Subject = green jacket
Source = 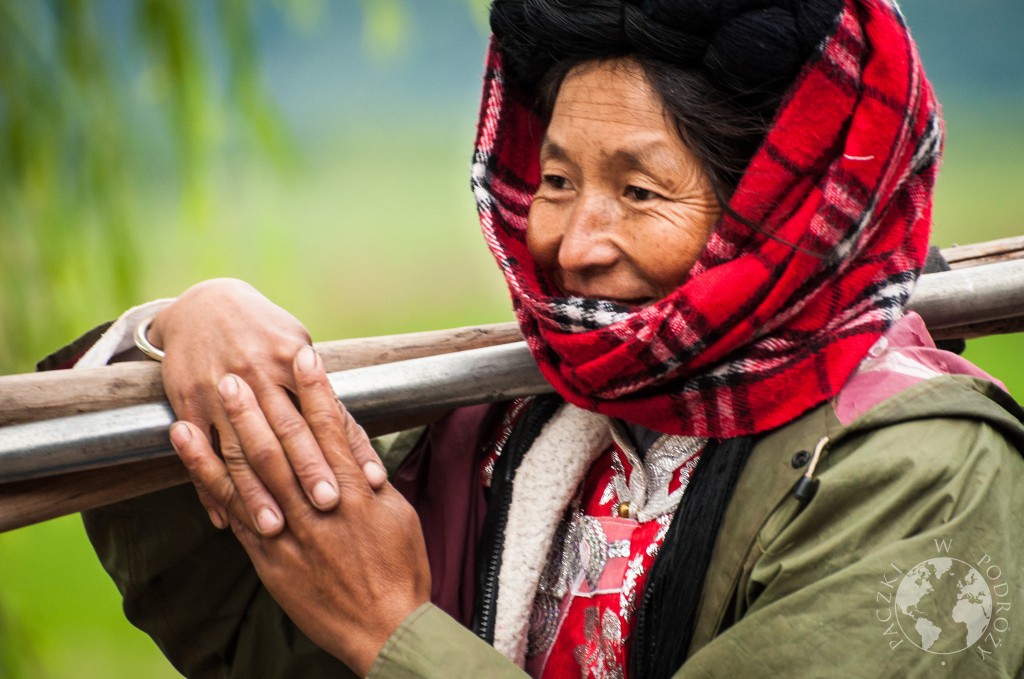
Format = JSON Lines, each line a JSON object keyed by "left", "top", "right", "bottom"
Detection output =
{"left": 84, "top": 375, "right": 1024, "bottom": 677}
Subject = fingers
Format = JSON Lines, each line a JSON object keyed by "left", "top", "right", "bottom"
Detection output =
{"left": 174, "top": 343, "right": 390, "bottom": 535}
{"left": 193, "top": 476, "right": 230, "bottom": 530}
{"left": 258, "top": 385, "right": 341, "bottom": 510}
{"left": 291, "top": 347, "right": 374, "bottom": 495}
{"left": 214, "top": 405, "right": 287, "bottom": 537}
{"left": 339, "top": 403, "right": 388, "bottom": 491}
{"left": 290, "top": 347, "right": 388, "bottom": 490}
{"left": 167, "top": 410, "right": 231, "bottom": 529}
{"left": 154, "top": 282, "right": 329, "bottom": 532}
{"left": 361, "top": 458, "right": 388, "bottom": 490}
{"left": 172, "top": 396, "right": 290, "bottom": 536}
{"left": 216, "top": 374, "right": 314, "bottom": 529}
{"left": 170, "top": 421, "right": 242, "bottom": 531}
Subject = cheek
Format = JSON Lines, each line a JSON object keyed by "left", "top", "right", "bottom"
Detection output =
{"left": 636, "top": 209, "right": 717, "bottom": 289}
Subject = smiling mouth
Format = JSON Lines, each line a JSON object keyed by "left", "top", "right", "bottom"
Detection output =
{"left": 562, "top": 290, "right": 655, "bottom": 308}
{"left": 603, "top": 296, "right": 654, "bottom": 307}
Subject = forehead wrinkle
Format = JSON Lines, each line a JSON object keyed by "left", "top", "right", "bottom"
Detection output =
{"left": 556, "top": 93, "right": 664, "bottom": 127}
{"left": 606, "top": 140, "right": 681, "bottom": 174}
{"left": 542, "top": 60, "right": 702, "bottom": 183}
{"left": 545, "top": 107, "right": 685, "bottom": 173}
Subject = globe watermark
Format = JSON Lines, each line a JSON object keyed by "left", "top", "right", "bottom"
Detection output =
{"left": 895, "top": 557, "right": 991, "bottom": 653}
{"left": 875, "top": 539, "right": 1011, "bottom": 661}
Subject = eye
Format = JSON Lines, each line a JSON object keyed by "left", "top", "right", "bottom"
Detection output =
{"left": 624, "top": 185, "right": 660, "bottom": 201}
{"left": 542, "top": 174, "right": 571, "bottom": 190}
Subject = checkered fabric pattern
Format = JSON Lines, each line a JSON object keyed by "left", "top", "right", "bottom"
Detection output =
{"left": 473, "top": 0, "right": 941, "bottom": 437}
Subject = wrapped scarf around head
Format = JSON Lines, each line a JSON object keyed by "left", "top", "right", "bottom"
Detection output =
{"left": 474, "top": 0, "right": 942, "bottom": 438}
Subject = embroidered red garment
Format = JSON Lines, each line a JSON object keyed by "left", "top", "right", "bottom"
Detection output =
{"left": 473, "top": 0, "right": 941, "bottom": 437}
{"left": 480, "top": 410, "right": 703, "bottom": 679}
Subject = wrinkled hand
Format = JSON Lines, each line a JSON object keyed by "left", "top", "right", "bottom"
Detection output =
{"left": 150, "top": 278, "right": 386, "bottom": 535}
{"left": 170, "top": 346, "right": 430, "bottom": 675}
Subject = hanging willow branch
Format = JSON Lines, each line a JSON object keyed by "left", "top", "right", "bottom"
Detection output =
{"left": 0, "top": 0, "right": 288, "bottom": 373}
{"left": 0, "top": 0, "right": 486, "bottom": 375}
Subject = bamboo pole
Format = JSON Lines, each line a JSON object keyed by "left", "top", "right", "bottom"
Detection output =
{"left": 941, "top": 235, "right": 1024, "bottom": 269}
{"left": 1, "top": 245, "right": 1022, "bottom": 532}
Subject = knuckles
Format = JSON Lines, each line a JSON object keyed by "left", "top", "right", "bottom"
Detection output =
{"left": 289, "top": 455, "right": 329, "bottom": 483}
{"left": 272, "top": 413, "right": 310, "bottom": 442}
{"left": 209, "top": 473, "right": 242, "bottom": 509}
{"left": 231, "top": 441, "right": 281, "bottom": 470}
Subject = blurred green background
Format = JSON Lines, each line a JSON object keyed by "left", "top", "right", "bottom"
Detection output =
{"left": 0, "top": 1, "right": 1021, "bottom": 677}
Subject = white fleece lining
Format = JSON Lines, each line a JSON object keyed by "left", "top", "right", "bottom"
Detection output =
{"left": 492, "top": 403, "right": 612, "bottom": 664}
{"left": 76, "top": 298, "right": 175, "bottom": 369}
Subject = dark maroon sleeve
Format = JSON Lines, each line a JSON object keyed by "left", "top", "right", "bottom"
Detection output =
{"left": 35, "top": 321, "right": 113, "bottom": 371}
{"left": 390, "top": 402, "right": 507, "bottom": 627}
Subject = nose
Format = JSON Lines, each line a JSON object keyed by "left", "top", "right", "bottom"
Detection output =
{"left": 556, "top": 192, "right": 620, "bottom": 276}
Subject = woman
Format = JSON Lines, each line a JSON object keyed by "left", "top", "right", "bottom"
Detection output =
{"left": 73, "top": 0, "right": 1024, "bottom": 676}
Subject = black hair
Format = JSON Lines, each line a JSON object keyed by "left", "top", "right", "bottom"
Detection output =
{"left": 492, "top": 0, "right": 845, "bottom": 200}
{"left": 536, "top": 55, "right": 770, "bottom": 201}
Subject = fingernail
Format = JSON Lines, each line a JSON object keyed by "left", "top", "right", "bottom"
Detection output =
{"left": 218, "top": 374, "right": 239, "bottom": 399}
{"left": 208, "top": 509, "right": 227, "bottom": 530}
{"left": 297, "top": 346, "right": 318, "bottom": 373}
{"left": 169, "top": 422, "right": 192, "bottom": 450}
{"left": 311, "top": 480, "right": 339, "bottom": 508}
{"left": 256, "top": 507, "right": 281, "bottom": 534}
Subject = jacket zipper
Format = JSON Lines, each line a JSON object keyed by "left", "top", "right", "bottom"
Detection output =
{"left": 473, "top": 395, "right": 562, "bottom": 642}
{"left": 476, "top": 473, "right": 514, "bottom": 640}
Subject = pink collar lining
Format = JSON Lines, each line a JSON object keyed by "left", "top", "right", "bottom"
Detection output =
{"left": 834, "top": 312, "right": 1005, "bottom": 425}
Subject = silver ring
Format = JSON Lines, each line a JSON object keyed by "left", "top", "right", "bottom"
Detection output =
{"left": 133, "top": 315, "right": 166, "bottom": 362}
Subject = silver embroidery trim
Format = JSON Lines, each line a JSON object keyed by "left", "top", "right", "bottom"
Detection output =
{"left": 574, "top": 607, "right": 625, "bottom": 679}
{"left": 529, "top": 506, "right": 633, "bottom": 658}
{"left": 610, "top": 425, "right": 705, "bottom": 523}
{"left": 599, "top": 479, "right": 617, "bottom": 506}
{"left": 619, "top": 551, "right": 646, "bottom": 623}
{"left": 482, "top": 398, "right": 534, "bottom": 487}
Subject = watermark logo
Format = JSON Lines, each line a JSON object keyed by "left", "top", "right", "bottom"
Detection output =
{"left": 875, "top": 539, "right": 1010, "bottom": 661}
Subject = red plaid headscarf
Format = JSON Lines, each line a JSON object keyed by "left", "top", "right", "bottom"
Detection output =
{"left": 474, "top": 0, "right": 942, "bottom": 437}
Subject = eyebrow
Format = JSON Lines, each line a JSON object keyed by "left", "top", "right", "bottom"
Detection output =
{"left": 613, "top": 137, "right": 686, "bottom": 173}
{"left": 539, "top": 139, "right": 570, "bottom": 163}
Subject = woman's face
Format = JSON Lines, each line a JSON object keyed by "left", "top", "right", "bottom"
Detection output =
{"left": 528, "top": 58, "right": 721, "bottom": 306}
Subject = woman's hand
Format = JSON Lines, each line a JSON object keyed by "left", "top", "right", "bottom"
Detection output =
{"left": 149, "top": 278, "right": 386, "bottom": 536}
{"left": 170, "top": 346, "right": 430, "bottom": 675}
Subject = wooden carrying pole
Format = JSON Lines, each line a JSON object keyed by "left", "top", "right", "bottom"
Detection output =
{"left": 0, "top": 237, "right": 1022, "bottom": 532}
{"left": 0, "top": 322, "right": 525, "bottom": 427}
